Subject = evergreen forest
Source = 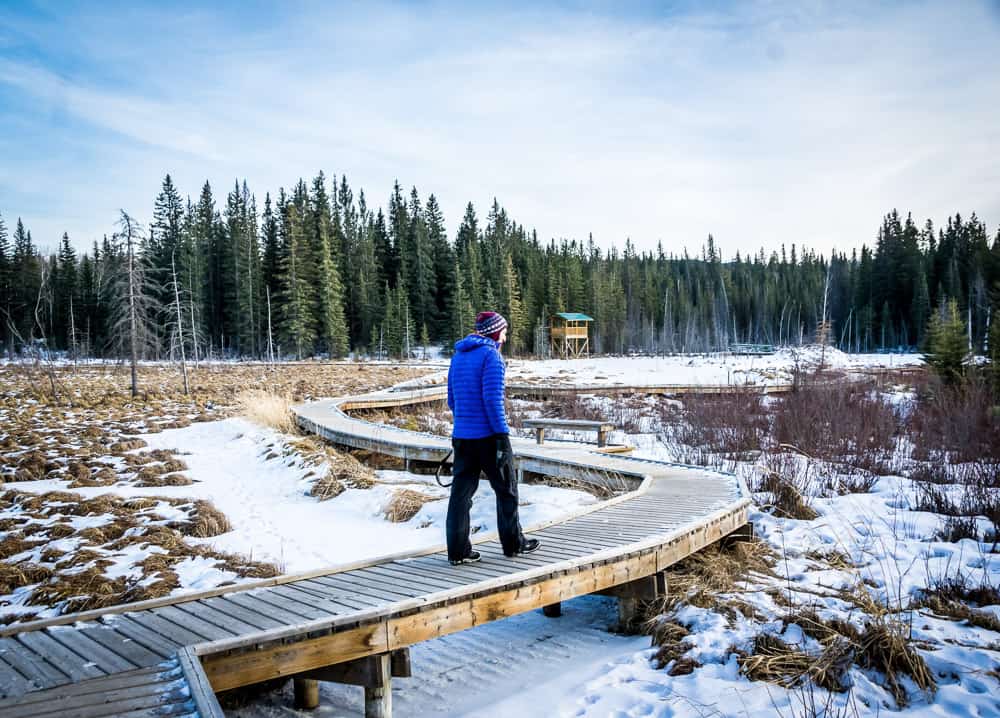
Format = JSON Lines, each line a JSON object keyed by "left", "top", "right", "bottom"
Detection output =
{"left": 1, "top": 173, "right": 999, "bottom": 361}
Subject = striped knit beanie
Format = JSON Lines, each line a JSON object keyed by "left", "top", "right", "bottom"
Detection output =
{"left": 475, "top": 311, "right": 508, "bottom": 341}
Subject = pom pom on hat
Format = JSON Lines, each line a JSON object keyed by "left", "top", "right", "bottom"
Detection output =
{"left": 475, "top": 311, "right": 508, "bottom": 340}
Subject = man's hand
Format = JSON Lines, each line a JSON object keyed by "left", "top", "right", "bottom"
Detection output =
{"left": 495, "top": 433, "right": 511, "bottom": 463}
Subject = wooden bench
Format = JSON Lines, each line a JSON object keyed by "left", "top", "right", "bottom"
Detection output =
{"left": 522, "top": 418, "right": 616, "bottom": 447}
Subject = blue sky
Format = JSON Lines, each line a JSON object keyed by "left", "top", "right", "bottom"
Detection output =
{"left": 1, "top": 1, "right": 999, "bottom": 256}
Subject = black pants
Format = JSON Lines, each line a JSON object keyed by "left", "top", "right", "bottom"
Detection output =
{"left": 446, "top": 435, "right": 526, "bottom": 560}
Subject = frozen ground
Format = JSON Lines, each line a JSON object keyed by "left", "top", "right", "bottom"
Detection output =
{"left": 507, "top": 346, "right": 924, "bottom": 388}
{"left": 232, "top": 593, "right": 650, "bottom": 718}
{"left": 3, "top": 417, "right": 596, "bottom": 612}
{"left": 397, "top": 346, "right": 926, "bottom": 391}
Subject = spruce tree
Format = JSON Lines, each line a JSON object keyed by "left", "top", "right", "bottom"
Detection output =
{"left": 55, "top": 233, "right": 77, "bottom": 350}
{"left": 276, "top": 205, "right": 316, "bottom": 359}
{"left": 149, "top": 175, "right": 184, "bottom": 313}
{"left": 500, "top": 253, "right": 526, "bottom": 354}
{"left": 925, "top": 299, "right": 967, "bottom": 385}
{"left": 426, "top": 194, "right": 453, "bottom": 341}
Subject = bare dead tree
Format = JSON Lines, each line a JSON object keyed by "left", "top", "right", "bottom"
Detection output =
{"left": 170, "top": 249, "right": 189, "bottom": 395}
{"left": 109, "top": 211, "right": 158, "bottom": 398}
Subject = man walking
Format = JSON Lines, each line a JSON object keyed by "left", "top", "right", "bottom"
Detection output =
{"left": 446, "top": 311, "right": 540, "bottom": 565}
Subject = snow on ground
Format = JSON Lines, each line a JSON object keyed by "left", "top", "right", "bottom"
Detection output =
{"left": 507, "top": 346, "right": 925, "bottom": 388}
{"left": 235, "top": 594, "right": 650, "bottom": 718}
{"left": 8, "top": 418, "right": 596, "bottom": 581}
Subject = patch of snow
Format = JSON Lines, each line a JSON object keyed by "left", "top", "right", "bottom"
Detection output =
{"left": 508, "top": 347, "right": 924, "bottom": 388}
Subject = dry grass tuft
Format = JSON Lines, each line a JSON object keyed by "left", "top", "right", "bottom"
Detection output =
{"left": 651, "top": 619, "right": 695, "bottom": 671}
{"left": 652, "top": 540, "right": 777, "bottom": 615}
{"left": 804, "top": 548, "right": 854, "bottom": 571}
{"left": 295, "top": 437, "right": 376, "bottom": 498}
{"left": 0, "top": 563, "right": 53, "bottom": 594}
{"left": 179, "top": 500, "right": 232, "bottom": 538}
{"left": 856, "top": 617, "right": 936, "bottom": 706}
{"left": 917, "top": 579, "right": 1000, "bottom": 633}
{"left": 110, "top": 439, "right": 147, "bottom": 452}
{"left": 753, "top": 453, "right": 819, "bottom": 521}
{"left": 739, "top": 632, "right": 855, "bottom": 694}
{"left": 237, "top": 388, "right": 296, "bottom": 433}
{"left": 28, "top": 566, "right": 126, "bottom": 613}
{"left": 0, "top": 535, "right": 43, "bottom": 560}
{"left": 310, "top": 474, "right": 345, "bottom": 500}
{"left": 384, "top": 488, "right": 439, "bottom": 522}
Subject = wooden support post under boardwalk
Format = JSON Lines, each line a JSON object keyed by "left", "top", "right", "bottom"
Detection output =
{"left": 364, "top": 654, "right": 391, "bottom": 718}
{"left": 294, "top": 678, "right": 319, "bottom": 710}
{"left": 597, "top": 574, "right": 661, "bottom": 634}
{"left": 298, "top": 650, "right": 407, "bottom": 717}
{"left": 543, "top": 602, "right": 562, "bottom": 618}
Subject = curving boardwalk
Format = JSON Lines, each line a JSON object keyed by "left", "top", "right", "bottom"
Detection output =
{"left": 0, "top": 383, "right": 750, "bottom": 717}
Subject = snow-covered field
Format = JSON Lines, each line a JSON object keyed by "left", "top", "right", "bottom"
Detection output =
{"left": 507, "top": 346, "right": 925, "bottom": 388}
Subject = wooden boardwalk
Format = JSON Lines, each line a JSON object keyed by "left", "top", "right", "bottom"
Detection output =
{"left": 0, "top": 383, "right": 750, "bottom": 717}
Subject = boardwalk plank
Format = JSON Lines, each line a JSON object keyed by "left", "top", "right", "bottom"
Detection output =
{"left": 80, "top": 626, "right": 164, "bottom": 668}
{"left": 206, "top": 592, "right": 296, "bottom": 627}
{"left": 173, "top": 600, "right": 267, "bottom": 635}
{"left": 149, "top": 605, "right": 233, "bottom": 642}
{"left": 1, "top": 664, "right": 177, "bottom": 704}
{"left": 308, "top": 574, "right": 427, "bottom": 602}
{"left": 0, "top": 642, "right": 68, "bottom": 692}
{"left": 270, "top": 583, "right": 375, "bottom": 613}
{"left": 225, "top": 593, "right": 324, "bottom": 625}
{"left": 0, "top": 661, "right": 32, "bottom": 700}
{"left": 100, "top": 616, "right": 181, "bottom": 659}
{"left": 0, "top": 677, "right": 188, "bottom": 718}
{"left": 365, "top": 564, "right": 471, "bottom": 590}
{"left": 354, "top": 566, "right": 461, "bottom": 593}
{"left": 16, "top": 630, "right": 104, "bottom": 683}
{"left": 113, "top": 612, "right": 204, "bottom": 649}
{"left": 46, "top": 627, "right": 136, "bottom": 674}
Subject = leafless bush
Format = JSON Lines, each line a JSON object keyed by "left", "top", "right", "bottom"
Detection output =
{"left": 907, "top": 375, "right": 1000, "bottom": 464}
{"left": 775, "top": 380, "right": 899, "bottom": 475}
{"left": 540, "top": 392, "right": 606, "bottom": 422}
{"left": 670, "top": 389, "right": 768, "bottom": 460}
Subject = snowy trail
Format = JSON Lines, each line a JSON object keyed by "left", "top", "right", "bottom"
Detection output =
{"left": 229, "top": 594, "right": 651, "bottom": 718}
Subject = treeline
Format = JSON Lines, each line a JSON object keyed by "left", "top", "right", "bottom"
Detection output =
{"left": 0, "top": 173, "right": 998, "bottom": 359}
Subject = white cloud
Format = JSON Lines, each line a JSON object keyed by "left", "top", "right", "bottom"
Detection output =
{"left": 1, "top": 0, "right": 998, "bottom": 257}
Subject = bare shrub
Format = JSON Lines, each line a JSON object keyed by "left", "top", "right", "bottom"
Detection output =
{"left": 775, "top": 380, "right": 899, "bottom": 475}
{"left": 540, "top": 392, "right": 606, "bottom": 422}
{"left": 237, "top": 388, "right": 296, "bottom": 433}
{"left": 671, "top": 388, "right": 768, "bottom": 460}
{"left": 907, "top": 375, "right": 1000, "bottom": 464}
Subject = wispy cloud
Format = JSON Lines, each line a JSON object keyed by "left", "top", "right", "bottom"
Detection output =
{"left": 1, "top": 1, "right": 998, "bottom": 255}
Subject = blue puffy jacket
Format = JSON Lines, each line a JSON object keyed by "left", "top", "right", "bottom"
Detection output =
{"left": 447, "top": 334, "right": 510, "bottom": 439}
